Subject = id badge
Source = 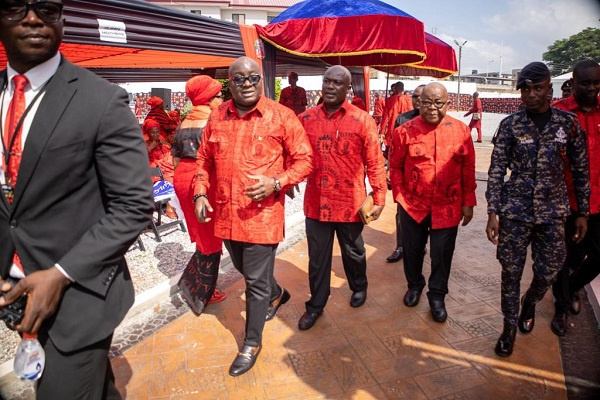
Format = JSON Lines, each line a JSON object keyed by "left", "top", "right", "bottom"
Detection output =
{"left": 1, "top": 184, "right": 14, "bottom": 202}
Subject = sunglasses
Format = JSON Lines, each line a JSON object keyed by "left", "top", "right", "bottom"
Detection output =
{"left": 0, "top": 1, "right": 63, "bottom": 24}
{"left": 230, "top": 74, "right": 262, "bottom": 87}
{"left": 420, "top": 100, "right": 448, "bottom": 109}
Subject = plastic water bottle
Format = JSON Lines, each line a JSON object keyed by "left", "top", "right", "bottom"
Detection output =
{"left": 13, "top": 333, "right": 45, "bottom": 381}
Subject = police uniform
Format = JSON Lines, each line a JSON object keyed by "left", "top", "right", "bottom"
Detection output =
{"left": 486, "top": 108, "right": 590, "bottom": 328}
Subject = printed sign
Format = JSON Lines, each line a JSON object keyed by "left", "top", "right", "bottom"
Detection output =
{"left": 97, "top": 19, "right": 127, "bottom": 43}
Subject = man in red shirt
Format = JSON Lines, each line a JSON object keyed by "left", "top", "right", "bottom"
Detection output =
{"left": 551, "top": 59, "right": 600, "bottom": 336}
{"left": 279, "top": 71, "right": 308, "bottom": 115}
{"left": 373, "top": 92, "right": 385, "bottom": 125}
{"left": 193, "top": 57, "right": 312, "bottom": 376}
{"left": 381, "top": 81, "right": 413, "bottom": 146}
{"left": 297, "top": 65, "right": 387, "bottom": 330}
{"left": 389, "top": 82, "right": 477, "bottom": 323}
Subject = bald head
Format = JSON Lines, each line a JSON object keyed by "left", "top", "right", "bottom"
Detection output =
{"left": 322, "top": 65, "right": 352, "bottom": 113}
{"left": 228, "top": 56, "right": 263, "bottom": 115}
{"left": 419, "top": 83, "right": 449, "bottom": 125}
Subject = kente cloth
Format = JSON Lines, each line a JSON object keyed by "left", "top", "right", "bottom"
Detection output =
{"left": 554, "top": 95, "right": 600, "bottom": 214}
{"left": 300, "top": 101, "right": 386, "bottom": 223}
{"left": 193, "top": 96, "right": 313, "bottom": 244}
{"left": 389, "top": 115, "right": 477, "bottom": 229}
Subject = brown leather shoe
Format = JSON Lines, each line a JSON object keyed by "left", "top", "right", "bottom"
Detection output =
{"left": 229, "top": 345, "right": 261, "bottom": 376}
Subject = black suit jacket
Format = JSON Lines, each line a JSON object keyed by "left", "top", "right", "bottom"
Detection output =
{"left": 0, "top": 58, "right": 154, "bottom": 352}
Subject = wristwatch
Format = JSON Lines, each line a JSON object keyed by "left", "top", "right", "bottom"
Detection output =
{"left": 273, "top": 178, "right": 281, "bottom": 192}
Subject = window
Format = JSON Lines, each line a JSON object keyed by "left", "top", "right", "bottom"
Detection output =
{"left": 232, "top": 14, "right": 245, "bottom": 24}
{"left": 191, "top": 10, "right": 201, "bottom": 15}
{"left": 267, "top": 16, "right": 276, "bottom": 23}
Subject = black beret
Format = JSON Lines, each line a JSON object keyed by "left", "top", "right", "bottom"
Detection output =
{"left": 516, "top": 62, "right": 551, "bottom": 89}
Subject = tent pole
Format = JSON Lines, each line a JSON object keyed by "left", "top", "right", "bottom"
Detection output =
{"left": 385, "top": 68, "right": 390, "bottom": 100}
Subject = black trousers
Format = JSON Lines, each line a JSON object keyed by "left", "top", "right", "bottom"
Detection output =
{"left": 553, "top": 213, "right": 600, "bottom": 311}
{"left": 224, "top": 240, "right": 279, "bottom": 347}
{"left": 36, "top": 332, "right": 120, "bottom": 400}
{"left": 400, "top": 206, "right": 458, "bottom": 302}
{"left": 394, "top": 204, "right": 403, "bottom": 250}
{"left": 305, "top": 218, "right": 367, "bottom": 314}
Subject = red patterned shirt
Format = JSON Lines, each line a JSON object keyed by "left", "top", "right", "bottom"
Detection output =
{"left": 300, "top": 102, "right": 386, "bottom": 222}
{"left": 389, "top": 115, "right": 477, "bottom": 229}
{"left": 279, "top": 86, "right": 308, "bottom": 115}
{"left": 554, "top": 95, "right": 600, "bottom": 214}
{"left": 193, "top": 97, "right": 313, "bottom": 244}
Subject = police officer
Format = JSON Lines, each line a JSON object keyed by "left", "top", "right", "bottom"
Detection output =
{"left": 485, "top": 61, "right": 590, "bottom": 357}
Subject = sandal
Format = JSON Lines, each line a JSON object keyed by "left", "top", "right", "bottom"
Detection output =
{"left": 208, "top": 288, "right": 227, "bottom": 304}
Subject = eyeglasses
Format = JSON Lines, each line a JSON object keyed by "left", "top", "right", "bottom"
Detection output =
{"left": 420, "top": 100, "right": 448, "bottom": 109}
{"left": 214, "top": 94, "right": 224, "bottom": 99}
{"left": 0, "top": 1, "right": 63, "bottom": 23}
{"left": 230, "top": 74, "right": 262, "bottom": 87}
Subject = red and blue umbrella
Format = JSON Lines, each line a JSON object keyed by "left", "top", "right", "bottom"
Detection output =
{"left": 377, "top": 33, "right": 458, "bottom": 79}
{"left": 255, "top": 0, "right": 427, "bottom": 67}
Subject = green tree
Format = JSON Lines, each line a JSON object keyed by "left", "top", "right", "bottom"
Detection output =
{"left": 543, "top": 27, "right": 600, "bottom": 75}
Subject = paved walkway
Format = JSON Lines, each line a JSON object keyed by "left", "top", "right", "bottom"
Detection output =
{"left": 110, "top": 143, "right": 600, "bottom": 399}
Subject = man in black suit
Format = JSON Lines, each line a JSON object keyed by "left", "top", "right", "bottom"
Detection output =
{"left": 0, "top": 1, "right": 153, "bottom": 398}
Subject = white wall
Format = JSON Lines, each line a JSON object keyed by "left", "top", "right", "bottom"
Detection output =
{"left": 221, "top": 9, "right": 269, "bottom": 25}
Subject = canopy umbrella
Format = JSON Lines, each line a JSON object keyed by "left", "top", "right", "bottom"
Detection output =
{"left": 255, "top": 0, "right": 427, "bottom": 68}
{"left": 376, "top": 33, "right": 457, "bottom": 79}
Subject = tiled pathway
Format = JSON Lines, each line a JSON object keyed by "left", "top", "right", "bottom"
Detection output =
{"left": 112, "top": 144, "right": 598, "bottom": 399}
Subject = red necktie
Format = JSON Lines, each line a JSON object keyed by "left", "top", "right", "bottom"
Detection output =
{"left": 4, "top": 75, "right": 28, "bottom": 274}
{"left": 4, "top": 74, "right": 29, "bottom": 193}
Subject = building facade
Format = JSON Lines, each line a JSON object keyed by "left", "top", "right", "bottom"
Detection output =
{"left": 146, "top": 0, "right": 301, "bottom": 26}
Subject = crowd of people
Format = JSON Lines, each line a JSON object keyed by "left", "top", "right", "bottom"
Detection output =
{"left": 1, "top": 1, "right": 599, "bottom": 396}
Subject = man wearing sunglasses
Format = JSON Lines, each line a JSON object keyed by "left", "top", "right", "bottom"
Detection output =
{"left": 193, "top": 56, "right": 312, "bottom": 376}
{"left": 389, "top": 82, "right": 477, "bottom": 323}
{"left": 0, "top": 1, "right": 154, "bottom": 398}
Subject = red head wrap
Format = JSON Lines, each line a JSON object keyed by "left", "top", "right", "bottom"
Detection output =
{"left": 147, "top": 96, "right": 164, "bottom": 109}
{"left": 142, "top": 118, "right": 161, "bottom": 136}
{"left": 186, "top": 75, "right": 222, "bottom": 106}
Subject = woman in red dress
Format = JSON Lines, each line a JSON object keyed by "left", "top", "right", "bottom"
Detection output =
{"left": 464, "top": 92, "right": 483, "bottom": 142}
{"left": 172, "top": 76, "right": 226, "bottom": 313}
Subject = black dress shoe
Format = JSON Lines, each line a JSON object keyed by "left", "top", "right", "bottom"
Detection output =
{"left": 386, "top": 248, "right": 403, "bottom": 263}
{"left": 551, "top": 310, "right": 568, "bottom": 336}
{"left": 495, "top": 324, "right": 517, "bottom": 357}
{"left": 429, "top": 299, "right": 447, "bottom": 322}
{"left": 570, "top": 291, "right": 581, "bottom": 315}
{"left": 518, "top": 296, "right": 536, "bottom": 334}
{"left": 265, "top": 288, "right": 291, "bottom": 321}
{"left": 298, "top": 311, "right": 322, "bottom": 331}
{"left": 403, "top": 289, "right": 422, "bottom": 307}
{"left": 229, "top": 344, "right": 261, "bottom": 376}
{"left": 350, "top": 290, "right": 367, "bottom": 307}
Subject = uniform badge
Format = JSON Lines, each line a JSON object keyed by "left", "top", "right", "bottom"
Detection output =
{"left": 518, "top": 135, "right": 534, "bottom": 144}
{"left": 555, "top": 127, "right": 567, "bottom": 144}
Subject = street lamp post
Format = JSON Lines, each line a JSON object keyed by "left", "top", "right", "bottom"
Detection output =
{"left": 487, "top": 60, "right": 495, "bottom": 77}
{"left": 453, "top": 40, "right": 467, "bottom": 111}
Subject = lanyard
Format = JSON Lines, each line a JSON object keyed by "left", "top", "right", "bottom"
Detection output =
{"left": 0, "top": 76, "right": 53, "bottom": 172}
